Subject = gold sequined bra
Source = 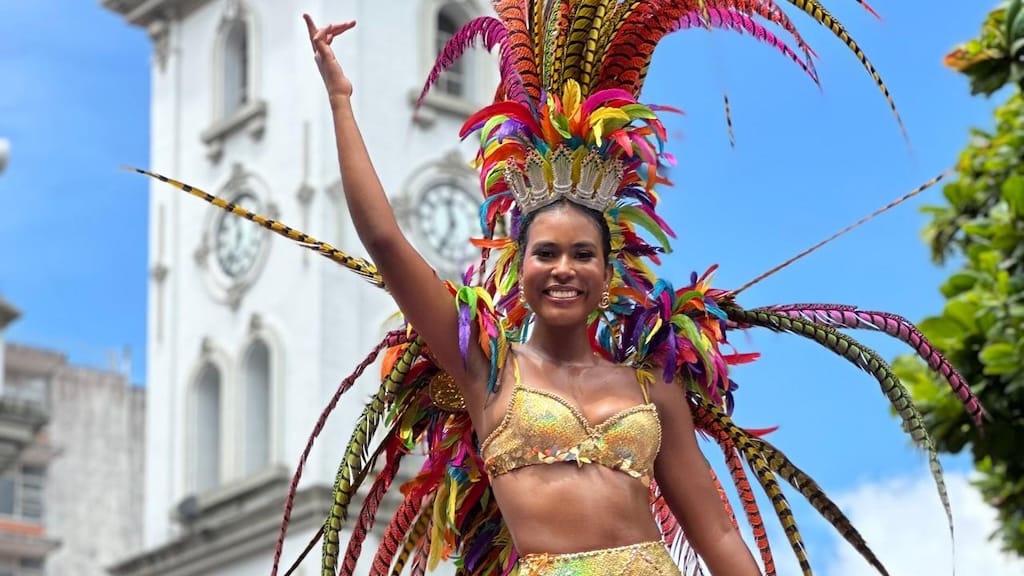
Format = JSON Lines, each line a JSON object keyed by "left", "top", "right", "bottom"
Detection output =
{"left": 480, "top": 353, "right": 662, "bottom": 485}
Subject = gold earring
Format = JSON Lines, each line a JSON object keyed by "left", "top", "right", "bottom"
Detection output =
{"left": 518, "top": 285, "right": 526, "bottom": 305}
{"left": 599, "top": 290, "right": 610, "bottom": 310}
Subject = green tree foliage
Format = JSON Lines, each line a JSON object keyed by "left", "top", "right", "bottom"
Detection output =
{"left": 893, "top": 0, "right": 1024, "bottom": 556}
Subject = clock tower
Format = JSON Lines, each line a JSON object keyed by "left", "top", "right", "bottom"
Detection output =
{"left": 103, "top": 1, "right": 492, "bottom": 575}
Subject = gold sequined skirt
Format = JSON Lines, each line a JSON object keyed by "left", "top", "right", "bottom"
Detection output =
{"left": 517, "top": 541, "right": 682, "bottom": 575}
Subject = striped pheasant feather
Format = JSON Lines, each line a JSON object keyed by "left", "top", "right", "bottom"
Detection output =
{"left": 392, "top": 497, "right": 434, "bottom": 576}
{"left": 322, "top": 340, "right": 424, "bottom": 576}
{"left": 724, "top": 307, "right": 956, "bottom": 553}
{"left": 697, "top": 394, "right": 891, "bottom": 575}
{"left": 272, "top": 335, "right": 407, "bottom": 576}
{"left": 650, "top": 481, "right": 686, "bottom": 557}
{"left": 780, "top": 0, "right": 907, "bottom": 140}
{"left": 130, "top": 167, "right": 385, "bottom": 288}
{"left": 710, "top": 0, "right": 819, "bottom": 71}
{"left": 561, "top": 0, "right": 613, "bottom": 87}
{"left": 492, "top": 0, "right": 542, "bottom": 100}
{"left": 542, "top": 0, "right": 572, "bottom": 91}
{"left": 588, "top": 0, "right": 644, "bottom": 90}
{"left": 692, "top": 394, "right": 812, "bottom": 575}
{"left": 529, "top": 0, "right": 548, "bottom": 68}
{"left": 749, "top": 434, "right": 889, "bottom": 576}
{"left": 370, "top": 496, "right": 425, "bottom": 576}
{"left": 760, "top": 304, "right": 985, "bottom": 426}
{"left": 672, "top": 7, "right": 819, "bottom": 83}
{"left": 693, "top": 405, "right": 778, "bottom": 575}
{"left": 340, "top": 447, "right": 405, "bottom": 576}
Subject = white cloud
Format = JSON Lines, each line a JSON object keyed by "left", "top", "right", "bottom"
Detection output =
{"left": 816, "top": 471, "right": 1024, "bottom": 576}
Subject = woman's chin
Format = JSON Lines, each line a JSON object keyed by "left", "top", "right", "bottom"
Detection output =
{"left": 532, "top": 301, "right": 594, "bottom": 327}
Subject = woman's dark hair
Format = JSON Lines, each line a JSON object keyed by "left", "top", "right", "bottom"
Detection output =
{"left": 515, "top": 198, "right": 612, "bottom": 264}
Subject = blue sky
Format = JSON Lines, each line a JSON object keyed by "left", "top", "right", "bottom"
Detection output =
{"left": 0, "top": 1, "right": 1012, "bottom": 573}
{"left": 0, "top": 2, "right": 150, "bottom": 381}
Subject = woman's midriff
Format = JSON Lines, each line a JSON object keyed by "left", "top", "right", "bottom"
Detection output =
{"left": 489, "top": 463, "right": 664, "bottom": 555}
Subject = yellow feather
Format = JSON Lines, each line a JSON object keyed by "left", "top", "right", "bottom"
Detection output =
{"left": 589, "top": 107, "right": 631, "bottom": 144}
{"left": 580, "top": 0, "right": 615, "bottom": 87}
{"left": 562, "top": 0, "right": 602, "bottom": 84}
{"left": 427, "top": 480, "right": 449, "bottom": 571}
{"left": 562, "top": 78, "right": 583, "bottom": 118}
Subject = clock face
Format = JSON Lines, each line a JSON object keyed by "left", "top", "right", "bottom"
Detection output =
{"left": 416, "top": 181, "right": 480, "bottom": 268}
{"left": 214, "top": 191, "right": 264, "bottom": 279}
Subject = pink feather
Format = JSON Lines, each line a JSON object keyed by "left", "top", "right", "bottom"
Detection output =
{"left": 416, "top": 17, "right": 523, "bottom": 111}
{"left": 673, "top": 8, "right": 819, "bottom": 85}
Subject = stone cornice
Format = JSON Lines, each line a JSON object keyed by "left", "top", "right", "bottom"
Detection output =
{"left": 109, "top": 458, "right": 415, "bottom": 576}
{"left": 109, "top": 481, "right": 332, "bottom": 576}
{"left": 101, "top": 0, "right": 211, "bottom": 26}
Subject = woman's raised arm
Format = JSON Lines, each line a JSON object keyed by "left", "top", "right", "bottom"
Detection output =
{"left": 304, "top": 14, "right": 489, "bottom": 410}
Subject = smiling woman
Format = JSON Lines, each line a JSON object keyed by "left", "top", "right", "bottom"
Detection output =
{"left": 517, "top": 200, "right": 613, "bottom": 327}
{"left": 131, "top": 2, "right": 989, "bottom": 576}
{"left": 272, "top": 2, "right": 984, "bottom": 572}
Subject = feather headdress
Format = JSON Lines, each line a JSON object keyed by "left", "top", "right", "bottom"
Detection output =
{"left": 132, "top": 2, "right": 984, "bottom": 576}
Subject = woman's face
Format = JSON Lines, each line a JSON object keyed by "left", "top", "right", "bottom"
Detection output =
{"left": 520, "top": 204, "right": 612, "bottom": 328}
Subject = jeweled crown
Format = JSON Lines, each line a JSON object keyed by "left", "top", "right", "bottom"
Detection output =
{"left": 504, "top": 145, "right": 624, "bottom": 215}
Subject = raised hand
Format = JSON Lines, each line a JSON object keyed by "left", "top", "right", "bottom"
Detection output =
{"left": 303, "top": 13, "right": 356, "bottom": 99}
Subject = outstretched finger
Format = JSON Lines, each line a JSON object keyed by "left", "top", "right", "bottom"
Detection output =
{"left": 302, "top": 13, "right": 322, "bottom": 53}
{"left": 325, "top": 21, "right": 356, "bottom": 37}
{"left": 302, "top": 13, "right": 318, "bottom": 39}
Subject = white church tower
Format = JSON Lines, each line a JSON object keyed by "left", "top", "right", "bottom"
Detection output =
{"left": 103, "top": 1, "right": 492, "bottom": 574}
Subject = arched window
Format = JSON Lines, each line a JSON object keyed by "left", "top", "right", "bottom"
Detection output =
{"left": 435, "top": 4, "right": 466, "bottom": 97}
{"left": 194, "top": 363, "right": 222, "bottom": 493}
{"left": 222, "top": 18, "right": 249, "bottom": 118}
{"left": 241, "top": 339, "right": 271, "bottom": 474}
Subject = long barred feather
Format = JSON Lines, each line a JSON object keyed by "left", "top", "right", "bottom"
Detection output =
{"left": 393, "top": 499, "right": 434, "bottom": 576}
{"left": 724, "top": 307, "right": 956, "bottom": 552}
{"left": 272, "top": 333, "right": 408, "bottom": 576}
{"left": 529, "top": 0, "right": 548, "bottom": 68}
{"left": 540, "top": 0, "right": 567, "bottom": 89}
{"left": 759, "top": 303, "right": 985, "bottom": 426}
{"left": 321, "top": 382, "right": 391, "bottom": 575}
{"left": 130, "top": 167, "right": 385, "bottom": 288}
{"left": 588, "top": 0, "right": 645, "bottom": 89}
{"left": 722, "top": 446, "right": 775, "bottom": 575}
{"left": 708, "top": 467, "right": 740, "bottom": 529}
{"left": 709, "top": 0, "right": 820, "bottom": 69}
{"left": 581, "top": 0, "right": 615, "bottom": 86}
{"left": 695, "top": 395, "right": 890, "bottom": 576}
{"left": 750, "top": 434, "right": 889, "bottom": 576}
{"left": 322, "top": 340, "right": 424, "bottom": 576}
{"left": 371, "top": 497, "right": 425, "bottom": 576}
{"left": 593, "top": 1, "right": 678, "bottom": 95}
{"left": 780, "top": 0, "right": 907, "bottom": 140}
{"left": 672, "top": 7, "right": 819, "bottom": 83}
{"left": 693, "top": 407, "right": 778, "bottom": 575}
{"left": 651, "top": 481, "right": 685, "bottom": 556}
{"left": 341, "top": 448, "right": 405, "bottom": 576}
{"left": 559, "top": 0, "right": 607, "bottom": 86}
{"left": 492, "top": 0, "right": 542, "bottom": 100}
{"left": 743, "top": 443, "right": 811, "bottom": 572}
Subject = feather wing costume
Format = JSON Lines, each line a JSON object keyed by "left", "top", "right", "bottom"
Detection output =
{"left": 133, "top": 1, "right": 984, "bottom": 575}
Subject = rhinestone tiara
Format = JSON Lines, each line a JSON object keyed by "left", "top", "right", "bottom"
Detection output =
{"left": 504, "top": 145, "right": 624, "bottom": 215}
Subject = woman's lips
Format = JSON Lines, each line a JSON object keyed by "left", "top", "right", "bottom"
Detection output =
{"left": 542, "top": 287, "right": 584, "bottom": 304}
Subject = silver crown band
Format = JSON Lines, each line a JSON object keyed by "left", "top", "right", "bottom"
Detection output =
{"left": 504, "top": 145, "right": 623, "bottom": 215}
